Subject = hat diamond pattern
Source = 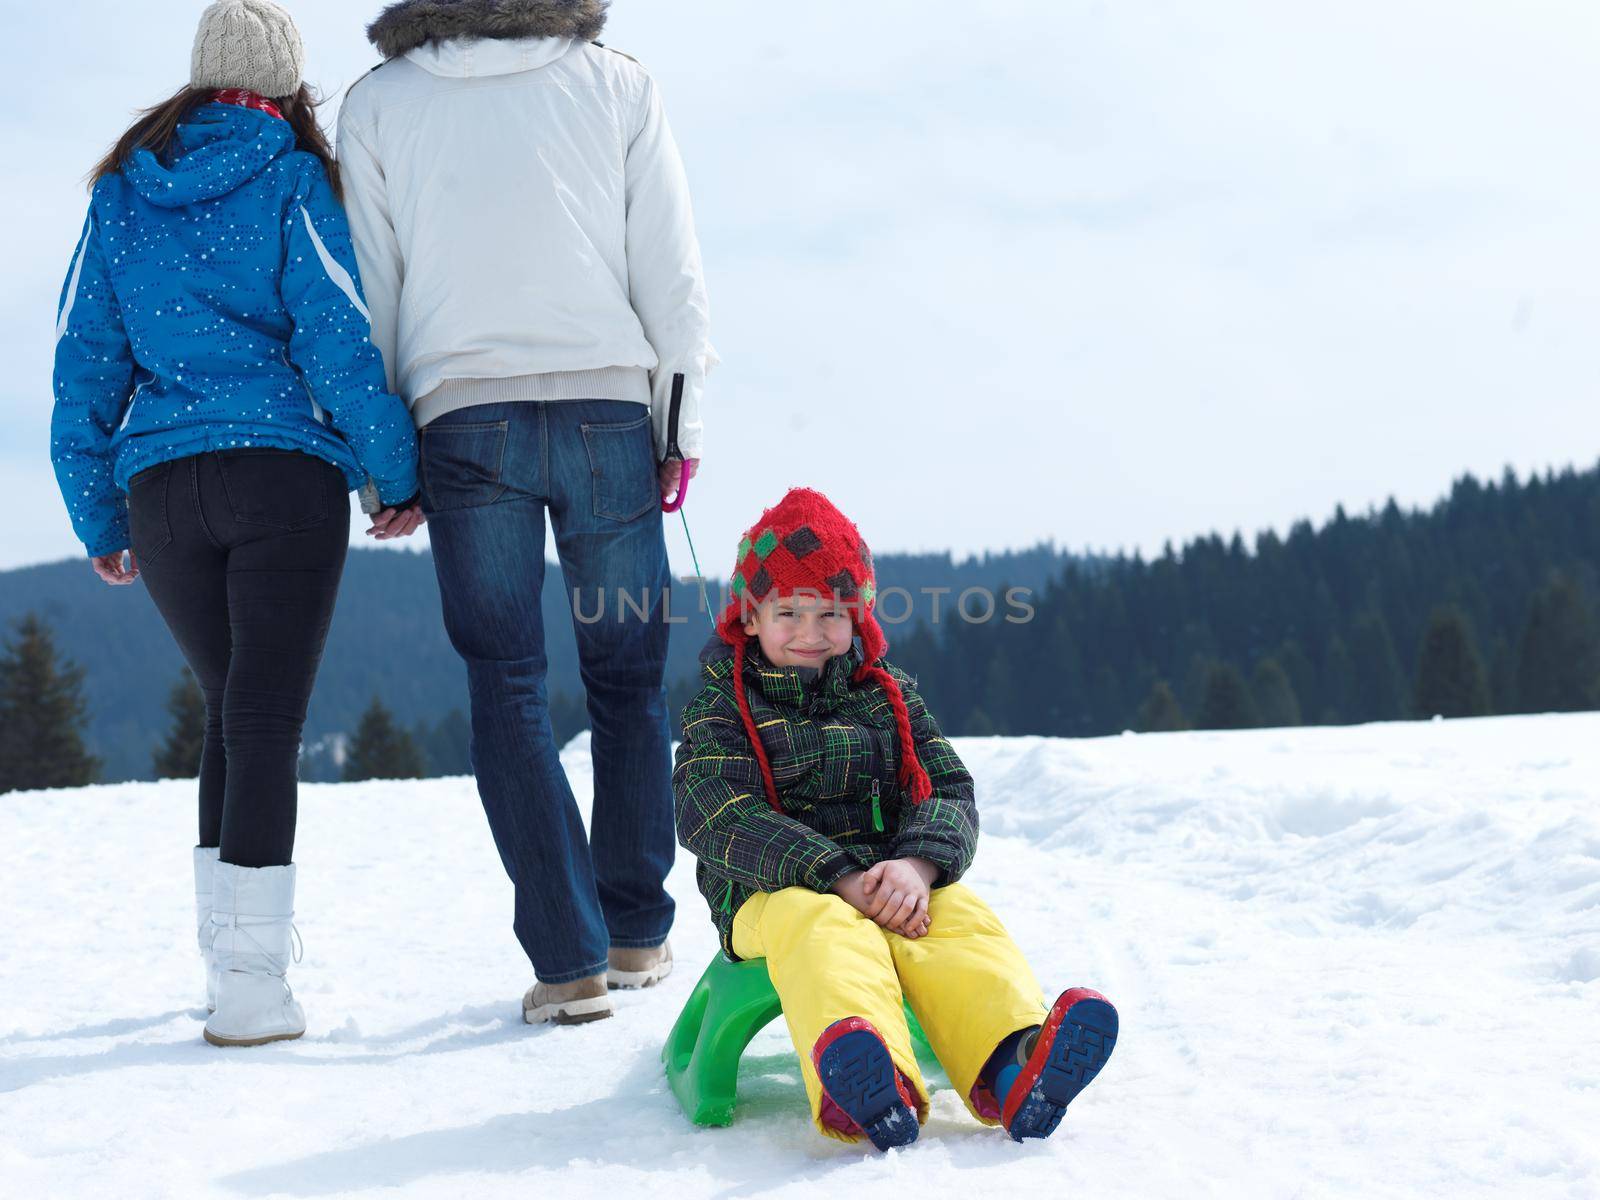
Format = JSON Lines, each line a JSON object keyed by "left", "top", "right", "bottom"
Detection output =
{"left": 825, "top": 570, "right": 859, "bottom": 600}
{"left": 783, "top": 526, "right": 823, "bottom": 559}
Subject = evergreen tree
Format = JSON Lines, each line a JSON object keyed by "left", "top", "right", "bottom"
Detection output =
{"left": 963, "top": 708, "right": 999, "bottom": 736}
{"left": 1251, "top": 658, "right": 1302, "bottom": 727}
{"left": 980, "top": 655, "right": 1013, "bottom": 734}
{"left": 1320, "top": 635, "right": 1357, "bottom": 724}
{"left": 1194, "top": 662, "right": 1258, "bottom": 730}
{"left": 343, "top": 697, "right": 426, "bottom": 782}
{"left": 1180, "top": 651, "right": 1217, "bottom": 720}
{"left": 1276, "top": 639, "right": 1319, "bottom": 723}
{"left": 1089, "top": 663, "right": 1125, "bottom": 732}
{"left": 17, "top": 461, "right": 1600, "bottom": 760}
{"left": 1348, "top": 612, "right": 1408, "bottom": 721}
{"left": 1515, "top": 572, "right": 1600, "bottom": 713}
{"left": 855, "top": 464, "right": 1600, "bottom": 737}
{"left": 418, "top": 708, "right": 472, "bottom": 777}
{"left": 1413, "top": 606, "right": 1490, "bottom": 718}
{"left": 153, "top": 671, "right": 206, "bottom": 778}
{"left": 1488, "top": 636, "right": 1517, "bottom": 714}
{"left": 0, "top": 614, "right": 100, "bottom": 792}
{"left": 1137, "top": 680, "right": 1189, "bottom": 732}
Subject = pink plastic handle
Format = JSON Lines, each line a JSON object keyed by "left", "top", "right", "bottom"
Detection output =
{"left": 661, "top": 459, "right": 693, "bottom": 513}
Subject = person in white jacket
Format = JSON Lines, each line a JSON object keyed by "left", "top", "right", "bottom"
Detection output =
{"left": 340, "top": 0, "right": 714, "bottom": 1024}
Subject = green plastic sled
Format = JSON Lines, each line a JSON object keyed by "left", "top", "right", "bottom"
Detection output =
{"left": 661, "top": 955, "right": 930, "bottom": 1127}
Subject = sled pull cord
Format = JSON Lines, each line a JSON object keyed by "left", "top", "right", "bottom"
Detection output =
{"left": 679, "top": 506, "right": 713, "bottom": 628}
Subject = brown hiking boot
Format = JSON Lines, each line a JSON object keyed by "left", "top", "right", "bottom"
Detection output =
{"left": 522, "top": 973, "right": 613, "bottom": 1025}
{"left": 606, "top": 940, "right": 673, "bottom": 990}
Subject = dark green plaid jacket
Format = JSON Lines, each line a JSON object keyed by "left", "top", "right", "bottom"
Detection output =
{"left": 673, "top": 635, "right": 978, "bottom": 958}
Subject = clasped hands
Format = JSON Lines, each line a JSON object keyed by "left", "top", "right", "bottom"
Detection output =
{"left": 831, "top": 857, "right": 939, "bottom": 939}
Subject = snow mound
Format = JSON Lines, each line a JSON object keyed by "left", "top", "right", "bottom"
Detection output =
{"left": 2, "top": 715, "right": 1597, "bottom": 1198}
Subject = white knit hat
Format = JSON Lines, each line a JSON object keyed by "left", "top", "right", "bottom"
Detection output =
{"left": 191, "top": 0, "right": 305, "bottom": 99}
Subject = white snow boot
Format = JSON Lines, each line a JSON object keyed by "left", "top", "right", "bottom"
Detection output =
{"left": 204, "top": 861, "right": 306, "bottom": 1047}
{"left": 194, "top": 846, "right": 221, "bottom": 1012}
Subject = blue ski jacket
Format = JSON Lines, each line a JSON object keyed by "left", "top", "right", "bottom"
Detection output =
{"left": 51, "top": 101, "right": 419, "bottom": 556}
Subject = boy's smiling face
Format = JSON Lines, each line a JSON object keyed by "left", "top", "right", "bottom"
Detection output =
{"left": 743, "top": 592, "right": 855, "bottom": 668}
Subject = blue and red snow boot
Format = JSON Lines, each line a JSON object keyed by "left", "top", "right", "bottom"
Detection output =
{"left": 811, "top": 1017, "right": 921, "bottom": 1151}
{"left": 999, "top": 987, "right": 1118, "bottom": 1142}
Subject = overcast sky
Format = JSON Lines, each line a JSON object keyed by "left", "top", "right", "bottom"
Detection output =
{"left": 3, "top": 0, "right": 1597, "bottom": 576}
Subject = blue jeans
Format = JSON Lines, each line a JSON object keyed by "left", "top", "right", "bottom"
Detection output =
{"left": 421, "top": 401, "right": 676, "bottom": 983}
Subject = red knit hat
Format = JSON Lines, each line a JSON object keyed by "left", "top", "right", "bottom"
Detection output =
{"left": 717, "top": 487, "right": 932, "bottom": 813}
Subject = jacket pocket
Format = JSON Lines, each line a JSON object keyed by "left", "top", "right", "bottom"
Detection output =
{"left": 420, "top": 420, "right": 508, "bottom": 512}
{"left": 127, "top": 461, "right": 174, "bottom": 566}
{"left": 812, "top": 721, "right": 873, "bottom": 800}
{"left": 581, "top": 412, "right": 656, "bottom": 523}
{"left": 217, "top": 449, "right": 336, "bottom": 531}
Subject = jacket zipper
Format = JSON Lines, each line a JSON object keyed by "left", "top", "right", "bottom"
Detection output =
{"left": 118, "top": 381, "right": 147, "bottom": 432}
{"left": 870, "top": 779, "right": 884, "bottom": 833}
{"left": 282, "top": 348, "right": 327, "bottom": 424}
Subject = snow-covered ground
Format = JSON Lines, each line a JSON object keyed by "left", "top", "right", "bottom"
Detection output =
{"left": 3, "top": 715, "right": 1598, "bottom": 1199}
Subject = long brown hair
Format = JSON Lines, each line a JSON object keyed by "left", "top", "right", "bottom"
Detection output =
{"left": 89, "top": 84, "right": 342, "bottom": 198}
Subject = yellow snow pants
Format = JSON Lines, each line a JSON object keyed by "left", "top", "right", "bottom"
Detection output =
{"left": 731, "top": 882, "right": 1048, "bottom": 1142}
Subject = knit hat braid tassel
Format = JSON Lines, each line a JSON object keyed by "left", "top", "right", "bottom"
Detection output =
{"left": 732, "top": 639, "right": 784, "bottom": 814}
{"left": 720, "top": 487, "right": 932, "bottom": 814}
{"left": 861, "top": 664, "right": 934, "bottom": 805}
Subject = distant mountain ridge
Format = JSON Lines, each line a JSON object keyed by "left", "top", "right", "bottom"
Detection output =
{"left": 901, "top": 463, "right": 1600, "bottom": 737}
{"left": 0, "top": 543, "right": 1074, "bottom": 781}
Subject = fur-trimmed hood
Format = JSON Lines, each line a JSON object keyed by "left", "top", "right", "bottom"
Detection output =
{"left": 367, "top": 0, "right": 608, "bottom": 60}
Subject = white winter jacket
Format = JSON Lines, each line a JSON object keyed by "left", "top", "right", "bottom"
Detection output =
{"left": 337, "top": 36, "right": 714, "bottom": 458}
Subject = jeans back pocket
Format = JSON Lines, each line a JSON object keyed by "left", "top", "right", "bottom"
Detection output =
{"left": 217, "top": 449, "right": 336, "bottom": 531}
{"left": 581, "top": 412, "right": 656, "bottom": 523}
{"left": 127, "top": 460, "right": 174, "bottom": 565}
{"left": 421, "top": 420, "right": 509, "bottom": 512}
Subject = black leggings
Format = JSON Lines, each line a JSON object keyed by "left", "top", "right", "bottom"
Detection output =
{"left": 128, "top": 450, "right": 349, "bottom": 867}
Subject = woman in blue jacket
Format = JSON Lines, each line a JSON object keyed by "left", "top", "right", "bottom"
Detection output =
{"left": 50, "top": 0, "right": 421, "bottom": 1048}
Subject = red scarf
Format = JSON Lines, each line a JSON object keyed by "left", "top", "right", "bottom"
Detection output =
{"left": 211, "top": 89, "right": 285, "bottom": 121}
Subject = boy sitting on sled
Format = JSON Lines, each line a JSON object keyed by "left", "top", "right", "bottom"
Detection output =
{"left": 672, "top": 487, "right": 1118, "bottom": 1150}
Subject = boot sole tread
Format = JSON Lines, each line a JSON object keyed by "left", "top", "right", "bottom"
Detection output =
{"left": 203, "top": 1028, "right": 304, "bottom": 1048}
{"left": 606, "top": 962, "right": 673, "bottom": 990}
{"left": 523, "top": 996, "right": 614, "bottom": 1025}
{"left": 815, "top": 1029, "right": 919, "bottom": 1151}
{"left": 1006, "top": 997, "right": 1118, "bottom": 1141}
